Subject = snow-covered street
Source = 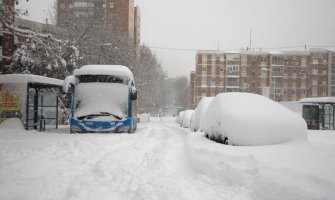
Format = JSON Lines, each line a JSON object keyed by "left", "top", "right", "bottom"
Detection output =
{"left": 1, "top": 117, "right": 335, "bottom": 200}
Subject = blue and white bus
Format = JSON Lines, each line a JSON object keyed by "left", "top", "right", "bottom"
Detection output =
{"left": 65, "top": 65, "right": 137, "bottom": 133}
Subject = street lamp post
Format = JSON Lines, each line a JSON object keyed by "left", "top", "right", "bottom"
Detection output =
{"left": 261, "top": 68, "right": 276, "bottom": 101}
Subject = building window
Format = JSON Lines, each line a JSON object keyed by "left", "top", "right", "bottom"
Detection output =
{"left": 251, "top": 72, "right": 256, "bottom": 77}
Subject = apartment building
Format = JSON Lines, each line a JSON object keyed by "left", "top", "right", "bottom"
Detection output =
{"left": 193, "top": 50, "right": 225, "bottom": 106}
{"left": 57, "top": 0, "right": 140, "bottom": 50}
{"left": 190, "top": 49, "right": 335, "bottom": 108}
{"left": 225, "top": 51, "right": 240, "bottom": 92}
{"left": 189, "top": 71, "right": 195, "bottom": 109}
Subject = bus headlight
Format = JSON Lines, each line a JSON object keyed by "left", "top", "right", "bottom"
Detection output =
{"left": 70, "top": 125, "right": 82, "bottom": 133}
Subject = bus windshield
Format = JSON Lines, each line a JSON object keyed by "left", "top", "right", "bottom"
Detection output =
{"left": 78, "top": 75, "right": 130, "bottom": 85}
{"left": 74, "top": 75, "right": 129, "bottom": 121}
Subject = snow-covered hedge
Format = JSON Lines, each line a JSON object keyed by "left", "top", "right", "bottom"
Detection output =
{"left": 202, "top": 93, "right": 307, "bottom": 146}
{"left": 181, "top": 110, "right": 194, "bottom": 128}
{"left": 192, "top": 97, "right": 214, "bottom": 132}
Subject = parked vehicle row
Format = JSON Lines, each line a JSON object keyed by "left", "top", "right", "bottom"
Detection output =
{"left": 177, "top": 110, "right": 194, "bottom": 128}
{"left": 181, "top": 93, "right": 308, "bottom": 146}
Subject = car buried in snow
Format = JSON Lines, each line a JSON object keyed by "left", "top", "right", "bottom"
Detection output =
{"left": 202, "top": 93, "right": 307, "bottom": 146}
{"left": 64, "top": 65, "right": 138, "bottom": 133}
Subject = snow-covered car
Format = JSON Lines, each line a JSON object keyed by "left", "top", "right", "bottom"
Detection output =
{"left": 189, "top": 112, "right": 195, "bottom": 131}
{"left": 192, "top": 97, "right": 214, "bottom": 132}
{"left": 202, "top": 93, "right": 307, "bottom": 146}
{"left": 181, "top": 110, "right": 194, "bottom": 128}
{"left": 177, "top": 111, "right": 185, "bottom": 125}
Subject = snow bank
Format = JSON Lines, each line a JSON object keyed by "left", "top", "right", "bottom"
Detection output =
{"left": 0, "top": 118, "right": 25, "bottom": 130}
{"left": 181, "top": 110, "right": 194, "bottom": 128}
{"left": 202, "top": 93, "right": 307, "bottom": 146}
{"left": 138, "top": 113, "right": 150, "bottom": 123}
{"left": 193, "top": 97, "right": 214, "bottom": 132}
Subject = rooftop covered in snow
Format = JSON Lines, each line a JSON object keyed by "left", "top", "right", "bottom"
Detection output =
{"left": 299, "top": 97, "right": 335, "bottom": 104}
{"left": 73, "top": 65, "right": 134, "bottom": 81}
{"left": 0, "top": 74, "right": 63, "bottom": 87}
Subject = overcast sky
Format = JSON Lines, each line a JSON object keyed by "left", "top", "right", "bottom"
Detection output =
{"left": 21, "top": 0, "right": 335, "bottom": 78}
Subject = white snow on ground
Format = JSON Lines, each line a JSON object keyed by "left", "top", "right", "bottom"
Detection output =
{"left": 0, "top": 117, "right": 335, "bottom": 200}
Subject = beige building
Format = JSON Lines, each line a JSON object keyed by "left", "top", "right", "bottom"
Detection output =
{"left": 190, "top": 49, "right": 335, "bottom": 108}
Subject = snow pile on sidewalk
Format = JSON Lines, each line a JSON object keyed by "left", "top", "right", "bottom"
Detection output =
{"left": 0, "top": 118, "right": 25, "bottom": 130}
{"left": 138, "top": 113, "right": 150, "bottom": 122}
{"left": 202, "top": 93, "right": 307, "bottom": 145}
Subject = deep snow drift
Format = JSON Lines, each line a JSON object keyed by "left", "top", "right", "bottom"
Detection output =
{"left": 0, "top": 117, "right": 335, "bottom": 200}
{"left": 202, "top": 93, "right": 308, "bottom": 145}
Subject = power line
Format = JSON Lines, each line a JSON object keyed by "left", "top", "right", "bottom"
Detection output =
{"left": 148, "top": 45, "right": 335, "bottom": 52}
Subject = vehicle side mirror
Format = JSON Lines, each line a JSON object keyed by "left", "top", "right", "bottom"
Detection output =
{"left": 131, "top": 90, "right": 137, "bottom": 100}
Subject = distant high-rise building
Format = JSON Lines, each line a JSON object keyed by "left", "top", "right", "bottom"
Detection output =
{"left": 56, "top": 0, "right": 140, "bottom": 53}
{"left": 190, "top": 49, "right": 335, "bottom": 108}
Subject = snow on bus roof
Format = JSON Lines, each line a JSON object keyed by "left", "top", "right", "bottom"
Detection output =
{"left": 0, "top": 74, "right": 63, "bottom": 86}
{"left": 299, "top": 97, "right": 335, "bottom": 104}
{"left": 74, "top": 65, "right": 134, "bottom": 80}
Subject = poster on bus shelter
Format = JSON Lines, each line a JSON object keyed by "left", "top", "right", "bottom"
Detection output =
{"left": 0, "top": 83, "right": 27, "bottom": 123}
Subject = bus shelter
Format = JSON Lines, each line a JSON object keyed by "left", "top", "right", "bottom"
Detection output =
{"left": 0, "top": 74, "right": 63, "bottom": 131}
{"left": 299, "top": 97, "right": 335, "bottom": 130}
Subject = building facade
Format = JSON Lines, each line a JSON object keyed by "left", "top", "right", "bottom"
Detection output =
{"left": 193, "top": 51, "right": 225, "bottom": 106}
{"left": 56, "top": 0, "right": 139, "bottom": 47}
{"left": 190, "top": 49, "right": 335, "bottom": 108}
{"left": 189, "top": 71, "right": 195, "bottom": 109}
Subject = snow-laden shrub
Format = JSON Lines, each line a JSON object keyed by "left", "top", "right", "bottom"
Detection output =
{"left": 202, "top": 93, "right": 307, "bottom": 146}
{"left": 181, "top": 110, "right": 194, "bottom": 128}
{"left": 192, "top": 97, "right": 214, "bottom": 132}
